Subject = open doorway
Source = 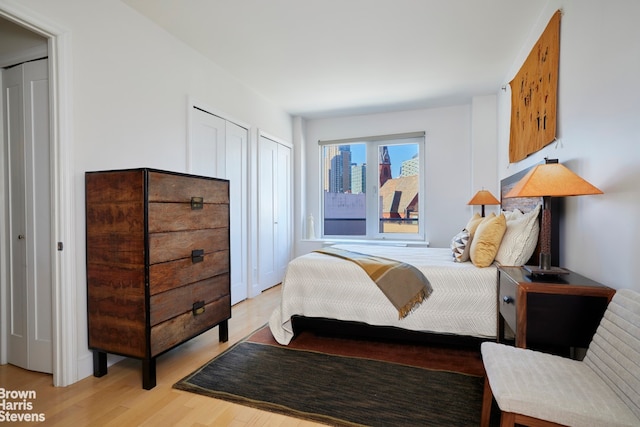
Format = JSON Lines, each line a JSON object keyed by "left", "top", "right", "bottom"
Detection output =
{"left": 0, "top": 8, "right": 75, "bottom": 387}
{"left": 1, "top": 13, "right": 53, "bottom": 376}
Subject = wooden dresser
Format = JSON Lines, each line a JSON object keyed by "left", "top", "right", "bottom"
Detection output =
{"left": 85, "top": 168, "right": 231, "bottom": 389}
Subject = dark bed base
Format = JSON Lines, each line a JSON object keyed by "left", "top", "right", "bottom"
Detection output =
{"left": 291, "top": 316, "right": 492, "bottom": 349}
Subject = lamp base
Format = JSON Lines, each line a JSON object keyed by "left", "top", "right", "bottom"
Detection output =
{"left": 523, "top": 265, "right": 570, "bottom": 276}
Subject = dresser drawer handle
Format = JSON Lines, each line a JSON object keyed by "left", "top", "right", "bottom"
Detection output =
{"left": 502, "top": 296, "right": 514, "bottom": 305}
{"left": 191, "top": 196, "right": 204, "bottom": 210}
{"left": 192, "top": 301, "right": 205, "bottom": 316}
{"left": 191, "top": 249, "right": 204, "bottom": 263}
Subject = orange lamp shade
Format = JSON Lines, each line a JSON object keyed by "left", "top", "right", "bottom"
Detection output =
{"left": 504, "top": 162, "right": 603, "bottom": 198}
{"left": 468, "top": 190, "right": 500, "bottom": 206}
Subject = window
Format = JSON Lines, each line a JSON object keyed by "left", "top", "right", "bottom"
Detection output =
{"left": 320, "top": 132, "right": 425, "bottom": 240}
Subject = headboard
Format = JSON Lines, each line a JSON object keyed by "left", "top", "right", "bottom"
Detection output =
{"left": 500, "top": 163, "right": 562, "bottom": 267}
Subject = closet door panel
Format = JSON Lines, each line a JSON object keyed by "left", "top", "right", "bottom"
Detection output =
{"left": 189, "top": 108, "right": 249, "bottom": 304}
{"left": 257, "top": 135, "right": 292, "bottom": 292}
{"left": 257, "top": 137, "right": 278, "bottom": 290}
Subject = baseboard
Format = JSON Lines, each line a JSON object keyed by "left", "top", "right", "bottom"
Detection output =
{"left": 77, "top": 351, "right": 124, "bottom": 383}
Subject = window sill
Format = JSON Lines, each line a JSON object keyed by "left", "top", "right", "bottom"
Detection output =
{"left": 300, "top": 239, "right": 429, "bottom": 248}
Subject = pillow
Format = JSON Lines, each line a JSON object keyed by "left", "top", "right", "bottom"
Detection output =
{"left": 450, "top": 228, "right": 471, "bottom": 262}
{"left": 465, "top": 213, "right": 484, "bottom": 239}
{"left": 502, "top": 209, "right": 523, "bottom": 222}
{"left": 495, "top": 204, "right": 541, "bottom": 266}
{"left": 469, "top": 213, "right": 507, "bottom": 268}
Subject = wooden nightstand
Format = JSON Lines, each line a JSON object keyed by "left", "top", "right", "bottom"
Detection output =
{"left": 497, "top": 266, "right": 615, "bottom": 357}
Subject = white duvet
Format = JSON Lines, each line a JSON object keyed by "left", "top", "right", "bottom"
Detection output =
{"left": 269, "top": 244, "right": 498, "bottom": 345}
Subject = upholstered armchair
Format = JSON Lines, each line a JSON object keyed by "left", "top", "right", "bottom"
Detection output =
{"left": 481, "top": 288, "right": 640, "bottom": 427}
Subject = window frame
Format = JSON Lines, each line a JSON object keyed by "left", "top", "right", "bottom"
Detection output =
{"left": 319, "top": 132, "right": 426, "bottom": 242}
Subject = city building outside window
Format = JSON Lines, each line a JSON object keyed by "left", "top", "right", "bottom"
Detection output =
{"left": 319, "top": 133, "right": 425, "bottom": 240}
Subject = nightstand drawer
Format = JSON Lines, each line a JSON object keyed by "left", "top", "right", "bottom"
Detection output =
{"left": 498, "top": 272, "right": 517, "bottom": 332}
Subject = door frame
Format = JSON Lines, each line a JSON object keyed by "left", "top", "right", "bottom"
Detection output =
{"left": 0, "top": 3, "right": 75, "bottom": 387}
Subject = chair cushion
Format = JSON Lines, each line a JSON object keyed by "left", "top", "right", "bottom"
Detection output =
{"left": 481, "top": 342, "right": 640, "bottom": 427}
{"left": 584, "top": 289, "right": 640, "bottom": 421}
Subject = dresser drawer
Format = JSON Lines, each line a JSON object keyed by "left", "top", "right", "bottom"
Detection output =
{"left": 148, "top": 171, "right": 229, "bottom": 204}
{"left": 148, "top": 202, "right": 228, "bottom": 233}
{"left": 150, "top": 295, "right": 231, "bottom": 356}
{"left": 148, "top": 249, "right": 229, "bottom": 295}
{"left": 499, "top": 272, "right": 517, "bottom": 332}
{"left": 149, "top": 274, "right": 229, "bottom": 326}
{"left": 149, "top": 228, "right": 228, "bottom": 264}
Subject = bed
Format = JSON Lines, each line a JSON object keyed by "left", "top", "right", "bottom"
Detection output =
{"left": 269, "top": 165, "right": 558, "bottom": 345}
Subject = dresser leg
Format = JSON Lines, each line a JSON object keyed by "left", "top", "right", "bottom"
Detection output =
{"left": 219, "top": 320, "right": 229, "bottom": 342}
{"left": 142, "top": 358, "right": 156, "bottom": 390}
{"left": 93, "top": 351, "right": 107, "bottom": 377}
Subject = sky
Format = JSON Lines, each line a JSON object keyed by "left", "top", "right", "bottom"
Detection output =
{"left": 350, "top": 143, "right": 418, "bottom": 178}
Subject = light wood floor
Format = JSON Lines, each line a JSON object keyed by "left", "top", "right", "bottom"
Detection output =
{"left": 0, "top": 285, "right": 322, "bottom": 426}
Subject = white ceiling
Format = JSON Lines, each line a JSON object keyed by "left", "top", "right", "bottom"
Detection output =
{"left": 2, "top": 2, "right": 549, "bottom": 119}
{"left": 122, "top": 0, "right": 548, "bottom": 118}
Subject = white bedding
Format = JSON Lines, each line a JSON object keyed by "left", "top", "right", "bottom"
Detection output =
{"left": 269, "top": 244, "right": 498, "bottom": 345}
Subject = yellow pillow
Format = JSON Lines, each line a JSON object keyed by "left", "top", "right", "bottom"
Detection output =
{"left": 465, "top": 213, "right": 484, "bottom": 239}
{"left": 470, "top": 213, "right": 507, "bottom": 268}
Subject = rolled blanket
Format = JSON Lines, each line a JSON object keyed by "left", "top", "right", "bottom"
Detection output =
{"left": 314, "top": 247, "right": 433, "bottom": 319}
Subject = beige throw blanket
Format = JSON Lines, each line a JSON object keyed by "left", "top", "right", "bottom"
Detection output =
{"left": 314, "top": 247, "right": 433, "bottom": 319}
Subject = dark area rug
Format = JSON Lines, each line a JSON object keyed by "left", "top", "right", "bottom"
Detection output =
{"left": 174, "top": 327, "right": 498, "bottom": 426}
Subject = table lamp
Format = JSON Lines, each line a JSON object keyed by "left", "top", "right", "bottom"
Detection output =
{"left": 468, "top": 189, "right": 500, "bottom": 217}
{"left": 504, "top": 158, "right": 603, "bottom": 275}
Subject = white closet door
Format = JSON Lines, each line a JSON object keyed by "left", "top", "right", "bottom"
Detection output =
{"left": 190, "top": 109, "right": 226, "bottom": 177}
{"left": 190, "top": 108, "right": 249, "bottom": 304}
{"left": 225, "top": 121, "right": 249, "bottom": 304}
{"left": 4, "top": 58, "right": 53, "bottom": 373}
{"left": 257, "top": 137, "right": 278, "bottom": 289}
{"left": 257, "top": 135, "right": 292, "bottom": 292}
{"left": 275, "top": 141, "right": 292, "bottom": 279}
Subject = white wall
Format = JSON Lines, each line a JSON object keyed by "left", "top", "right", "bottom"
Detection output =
{"left": 471, "top": 95, "right": 499, "bottom": 198}
{"left": 2, "top": 0, "right": 292, "bottom": 383}
{"left": 498, "top": 1, "right": 640, "bottom": 291}
{"left": 298, "top": 99, "right": 498, "bottom": 253}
